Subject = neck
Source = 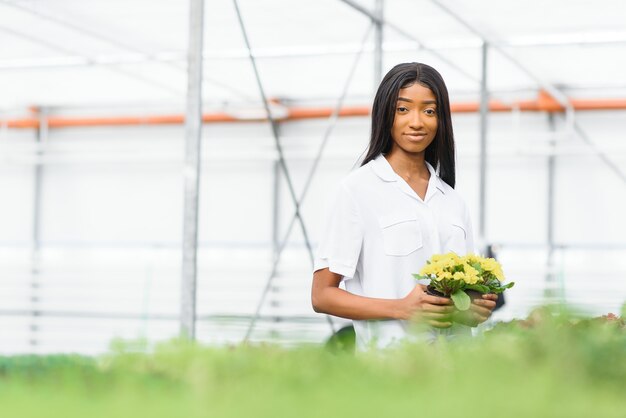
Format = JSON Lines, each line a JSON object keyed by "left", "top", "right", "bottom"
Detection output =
{"left": 385, "top": 150, "right": 430, "bottom": 180}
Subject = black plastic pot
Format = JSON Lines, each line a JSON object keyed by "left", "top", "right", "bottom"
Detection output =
{"left": 427, "top": 286, "right": 493, "bottom": 302}
{"left": 465, "top": 289, "right": 484, "bottom": 302}
{"left": 425, "top": 285, "right": 446, "bottom": 298}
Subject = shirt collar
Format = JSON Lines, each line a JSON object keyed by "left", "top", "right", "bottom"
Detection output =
{"left": 371, "top": 154, "right": 446, "bottom": 195}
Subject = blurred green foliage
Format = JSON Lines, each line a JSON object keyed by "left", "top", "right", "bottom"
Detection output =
{"left": 0, "top": 308, "right": 624, "bottom": 418}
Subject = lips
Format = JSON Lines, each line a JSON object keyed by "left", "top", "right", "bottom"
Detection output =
{"left": 404, "top": 133, "right": 428, "bottom": 140}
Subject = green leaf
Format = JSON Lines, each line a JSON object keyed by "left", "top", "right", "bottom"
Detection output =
{"left": 471, "top": 262, "right": 483, "bottom": 273}
{"left": 451, "top": 290, "right": 471, "bottom": 311}
{"left": 488, "top": 282, "right": 514, "bottom": 293}
{"left": 465, "top": 284, "right": 490, "bottom": 293}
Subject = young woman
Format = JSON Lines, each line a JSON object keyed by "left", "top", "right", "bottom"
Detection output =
{"left": 311, "top": 62, "right": 497, "bottom": 350}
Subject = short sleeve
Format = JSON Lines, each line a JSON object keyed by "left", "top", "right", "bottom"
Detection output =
{"left": 313, "top": 183, "right": 364, "bottom": 279}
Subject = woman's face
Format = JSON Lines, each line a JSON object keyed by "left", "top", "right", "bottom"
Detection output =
{"left": 390, "top": 82, "right": 438, "bottom": 157}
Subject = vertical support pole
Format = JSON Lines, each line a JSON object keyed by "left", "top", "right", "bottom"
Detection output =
{"left": 478, "top": 41, "right": 489, "bottom": 251}
{"left": 180, "top": 0, "right": 205, "bottom": 340}
{"left": 32, "top": 109, "right": 45, "bottom": 254}
{"left": 545, "top": 113, "right": 557, "bottom": 300}
{"left": 30, "top": 107, "right": 47, "bottom": 349}
{"left": 269, "top": 158, "right": 281, "bottom": 339}
{"left": 373, "top": 0, "right": 384, "bottom": 88}
{"left": 271, "top": 159, "right": 280, "bottom": 263}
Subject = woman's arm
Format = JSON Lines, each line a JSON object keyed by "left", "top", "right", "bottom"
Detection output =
{"left": 311, "top": 268, "right": 454, "bottom": 328}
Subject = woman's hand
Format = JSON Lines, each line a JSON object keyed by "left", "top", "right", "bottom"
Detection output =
{"left": 452, "top": 293, "right": 498, "bottom": 327}
{"left": 313, "top": 269, "right": 451, "bottom": 322}
{"left": 399, "top": 284, "right": 455, "bottom": 328}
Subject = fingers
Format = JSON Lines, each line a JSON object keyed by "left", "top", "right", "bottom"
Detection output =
{"left": 454, "top": 310, "right": 485, "bottom": 327}
{"left": 482, "top": 293, "right": 498, "bottom": 301}
{"left": 470, "top": 307, "right": 491, "bottom": 323}
{"left": 473, "top": 313, "right": 489, "bottom": 324}
{"left": 470, "top": 304, "right": 493, "bottom": 317}
{"left": 473, "top": 298, "right": 496, "bottom": 311}
{"left": 422, "top": 303, "right": 455, "bottom": 314}
{"left": 422, "top": 311, "right": 452, "bottom": 321}
{"left": 410, "top": 311, "right": 452, "bottom": 328}
{"left": 469, "top": 311, "right": 487, "bottom": 325}
{"left": 429, "top": 320, "right": 452, "bottom": 328}
{"left": 422, "top": 294, "right": 452, "bottom": 305}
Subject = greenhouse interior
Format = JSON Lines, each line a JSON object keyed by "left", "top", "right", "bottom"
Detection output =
{"left": 0, "top": 0, "right": 625, "bottom": 357}
{"left": 2, "top": 1, "right": 626, "bottom": 416}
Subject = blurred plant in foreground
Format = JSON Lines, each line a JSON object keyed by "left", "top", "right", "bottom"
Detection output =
{"left": 0, "top": 306, "right": 624, "bottom": 418}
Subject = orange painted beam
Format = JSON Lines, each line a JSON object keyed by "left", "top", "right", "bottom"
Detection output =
{"left": 4, "top": 119, "right": 40, "bottom": 129}
{"left": 571, "top": 98, "right": 626, "bottom": 110}
{"left": 287, "top": 106, "right": 371, "bottom": 119}
{"left": 3, "top": 95, "right": 626, "bottom": 129}
{"left": 48, "top": 115, "right": 184, "bottom": 127}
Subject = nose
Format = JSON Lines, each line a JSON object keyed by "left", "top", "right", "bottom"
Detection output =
{"left": 408, "top": 110, "right": 424, "bottom": 130}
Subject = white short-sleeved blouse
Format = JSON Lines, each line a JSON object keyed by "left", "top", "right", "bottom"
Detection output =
{"left": 314, "top": 154, "right": 475, "bottom": 350}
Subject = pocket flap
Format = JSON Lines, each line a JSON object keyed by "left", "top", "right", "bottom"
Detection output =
{"left": 378, "top": 210, "right": 423, "bottom": 257}
{"left": 378, "top": 210, "right": 417, "bottom": 228}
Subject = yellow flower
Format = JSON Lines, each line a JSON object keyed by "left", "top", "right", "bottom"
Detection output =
{"left": 419, "top": 264, "right": 434, "bottom": 276}
{"left": 417, "top": 252, "right": 508, "bottom": 287}
{"left": 462, "top": 254, "right": 480, "bottom": 265}
{"left": 480, "top": 258, "right": 498, "bottom": 272}
{"left": 433, "top": 252, "right": 460, "bottom": 266}
{"left": 493, "top": 265, "right": 505, "bottom": 281}
{"left": 464, "top": 265, "right": 480, "bottom": 284}
{"left": 480, "top": 258, "right": 505, "bottom": 280}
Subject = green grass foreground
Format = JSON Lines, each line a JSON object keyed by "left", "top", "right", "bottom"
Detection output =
{"left": 1, "top": 309, "right": 625, "bottom": 418}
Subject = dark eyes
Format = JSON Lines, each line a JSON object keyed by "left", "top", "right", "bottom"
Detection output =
{"left": 396, "top": 107, "right": 437, "bottom": 115}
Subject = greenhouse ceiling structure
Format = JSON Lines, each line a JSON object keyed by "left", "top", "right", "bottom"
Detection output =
{"left": 0, "top": 0, "right": 625, "bottom": 353}
{"left": 2, "top": 0, "right": 626, "bottom": 109}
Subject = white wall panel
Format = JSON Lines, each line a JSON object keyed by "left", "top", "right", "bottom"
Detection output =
{"left": 0, "top": 165, "right": 34, "bottom": 243}
{"left": 0, "top": 108, "right": 624, "bottom": 353}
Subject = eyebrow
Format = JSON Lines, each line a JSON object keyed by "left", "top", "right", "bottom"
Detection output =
{"left": 397, "top": 97, "right": 437, "bottom": 104}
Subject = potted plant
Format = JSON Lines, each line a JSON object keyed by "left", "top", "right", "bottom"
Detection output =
{"left": 413, "top": 252, "right": 514, "bottom": 312}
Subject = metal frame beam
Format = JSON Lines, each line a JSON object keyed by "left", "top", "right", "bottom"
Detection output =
{"left": 240, "top": 15, "right": 375, "bottom": 342}
{"left": 4, "top": 36, "right": 626, "bottom": 71}
{"left": 180, "top": 0, "right": 205, "bottom": 340}
{"left": 429, "top": 0, "right": 575, "bottom": 123}
{"left": 0, "top": 0, "right": 253, "bottom": 101}
{"left": 478, "top": 42, "right": 489, "bottom": 249}
{"left": 0, "top": 25, "right": 181, "bottom": 96}
{"left": 373, "top": 0, "right": 384, "bottom": 88}
{"left": 29, "top": 107, "right": 47, "bottom": 349}
{"left": 339, "top": 0, "right": 479, "bottom": 84}
{"left": 232, "top": 0, "right": 326, "bottom": 341}
{"left": 545, "top": 113, "right": 558, "bottom": 300}
{"left": 428, "top": 0, "right": 573, "bottom": 268}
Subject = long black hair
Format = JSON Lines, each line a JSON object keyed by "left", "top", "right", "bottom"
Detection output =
{"left": 361, "top": 62, "right": 456, "bottom": 188}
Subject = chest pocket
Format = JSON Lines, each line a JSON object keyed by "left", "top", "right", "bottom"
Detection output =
{"left": 378, "top": 210, "right": 423, "bottom": 256}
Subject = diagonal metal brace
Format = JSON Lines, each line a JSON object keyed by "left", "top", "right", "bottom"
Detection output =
{"left": 241, "top": 18, "right": 375, "bottom": 344}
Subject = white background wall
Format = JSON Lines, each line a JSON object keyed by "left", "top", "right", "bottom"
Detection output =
{"left": 0, "top": 109, "right": 625, "bottom": 354}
